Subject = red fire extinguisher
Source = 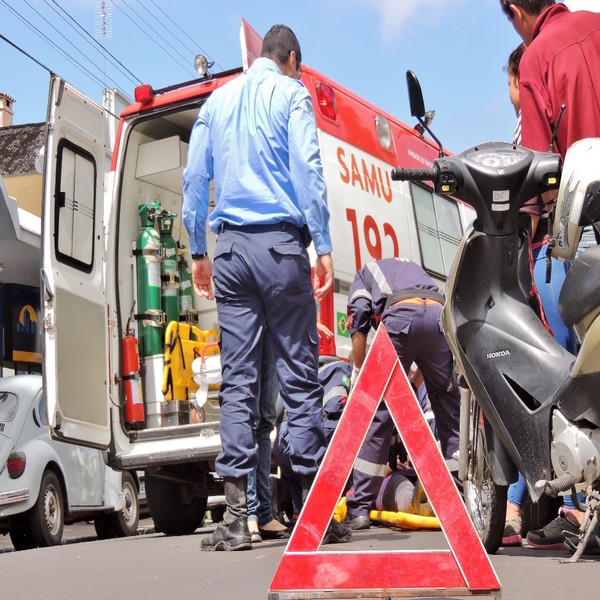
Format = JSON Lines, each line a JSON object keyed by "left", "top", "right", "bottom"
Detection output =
{"left": 122, "top": 316, "right": 145, "bottom": 429}
{"left": 312, "top": 268, "right": 337, "bottom": 357}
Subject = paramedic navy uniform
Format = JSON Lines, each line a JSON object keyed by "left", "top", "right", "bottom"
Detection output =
{"left": 345, "top": 257, "right": 460, "bottom": 518}
{"left": 274, "top": 359, "right": 353, "bottom": 516}
{"left": 182, "top": 57, "right": 332, "bottom": 481}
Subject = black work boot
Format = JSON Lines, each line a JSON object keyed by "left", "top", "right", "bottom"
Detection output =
{"left": 201, "top": 517, "right": 252, "bottom": 551}
{"left": 201, "top": 477, "right": 252, "bottom": 552}
{"left": 299, "top": 473, "right": 352, "bottom": 545}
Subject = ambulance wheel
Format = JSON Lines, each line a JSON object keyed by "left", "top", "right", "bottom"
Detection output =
{"left": 29, "top": 470, "right": 64, "bottom": 547}
{"left": 94, "top": 472, "right": 140, "bottom": 539}
{"left": 462, "top": 400, "right": 506, "bottom": 554}
{"left": 145, "top": 474, "right": 207, "bottom": 535}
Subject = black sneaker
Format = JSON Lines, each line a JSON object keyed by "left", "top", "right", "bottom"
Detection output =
{"left": 525, "top": 511, "right": 580, "bottom": 550}
{"left": 323, "top": 519, "right": 352, "bottom": 544}
{"left": 342, "top": 513, "right": 371, "bottom": 531}
{"left": 201, "top": 517, "right": 252, "bottom": 551}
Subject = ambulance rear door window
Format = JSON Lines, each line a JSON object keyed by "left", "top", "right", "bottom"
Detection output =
{"left": 54, "top": 139, "right": 97, "bottom": 272}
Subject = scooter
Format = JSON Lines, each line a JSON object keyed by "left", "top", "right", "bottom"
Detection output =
{"left": 391, "top": 71, "right": 600, "bottom": 559}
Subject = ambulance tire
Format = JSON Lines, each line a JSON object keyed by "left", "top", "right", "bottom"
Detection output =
{"left": 29, "top": 470, "right": 65, "bottom": 547}
{"left": 145, "top": 474, "right": 207, "bottom": 536}
{"left": 94, "top": 472, "right": 140, "bottom": 539}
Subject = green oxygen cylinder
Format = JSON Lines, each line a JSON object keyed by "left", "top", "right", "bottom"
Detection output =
{"left": 159, "top": 209, "right": 179, "bottom": 327}
{"left": 177, "top": 244, "right": 197, "bottom": 323}
{"left": 135, "top": 201, "right": 164, "bottom": 356}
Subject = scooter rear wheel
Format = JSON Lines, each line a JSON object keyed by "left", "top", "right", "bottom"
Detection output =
{"left": 463, "top": 400, "right": 507, "bottom": 553}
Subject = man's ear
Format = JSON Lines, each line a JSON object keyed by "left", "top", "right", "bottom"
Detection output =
{"left": 509, "top": 3, "right": 523, "bottom": 22}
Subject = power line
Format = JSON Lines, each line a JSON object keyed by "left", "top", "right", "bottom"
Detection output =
{"left": 1, "top": 0, "right": 109, "bottom": 90}
{"left": 147, "top": 0, "right": 224, "bottom": 70}
{"left": 47, "top": 0, "right": 142, "bottom": 87}
{"left": 0, "top": 32, "right": 53, "bottom": 75}
{"left": 111, "top": 0, "right": 193, "bottom": 77}
{"left": 21, "top": 0, "right": 124, "bottom": 90}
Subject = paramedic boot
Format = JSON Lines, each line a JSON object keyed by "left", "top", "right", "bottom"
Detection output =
{"left": 201, "top": 477, "right": 252, "bottom": 551}
{"left": 299, "top": 473, "right": 352, "bottom": 545}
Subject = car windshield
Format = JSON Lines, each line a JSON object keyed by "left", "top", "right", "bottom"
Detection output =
{"left": 0, "top": 392, "right": 19, "bottom": 423}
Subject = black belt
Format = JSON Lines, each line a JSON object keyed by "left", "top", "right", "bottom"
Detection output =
{"left": 219, "top": 222, "right": 311, "bottom": 248}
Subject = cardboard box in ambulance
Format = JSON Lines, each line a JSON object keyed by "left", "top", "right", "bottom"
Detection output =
{"left": 41, "top": 26, "right": 474, "bottom": 536}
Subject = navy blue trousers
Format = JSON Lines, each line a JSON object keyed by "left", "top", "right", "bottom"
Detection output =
{"left": 347, "top": 302, "right": 460, "bottom": 516}
{"left": 212, "top": 223, "right": 326, "bottom": 480}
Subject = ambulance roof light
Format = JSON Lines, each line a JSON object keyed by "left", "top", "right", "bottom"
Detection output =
{"left": 316, "top": 82, "right": 337, "bottom": 121}
{"left": 134, "top": 84, "right": 154, "bottom": 105}
{"left": 194, "top": 55, "right": 214, "bottom": 78}
{"left": 375, "top": 115, "right": 392, "bottom": 151}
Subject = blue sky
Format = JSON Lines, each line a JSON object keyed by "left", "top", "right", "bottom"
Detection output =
{"left": 0, "top": 0, "right": 597, "bottom": 154}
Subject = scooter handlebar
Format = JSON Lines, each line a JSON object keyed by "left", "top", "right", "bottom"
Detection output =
{"left": 390, "top": 167, "right": 437, "bottom": 182}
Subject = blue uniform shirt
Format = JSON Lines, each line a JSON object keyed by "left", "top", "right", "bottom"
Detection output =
{"left": 182, "top": 57, "right": 332, "bottom": 256}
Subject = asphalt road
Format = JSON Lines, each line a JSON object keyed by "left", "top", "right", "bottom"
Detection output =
{"left": 1, "top": 519, "right": 599, "bottom": 600}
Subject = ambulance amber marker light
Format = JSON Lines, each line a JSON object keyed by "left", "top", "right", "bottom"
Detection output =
{"left": 135, "top": 84, "right": 154, "bottom": 105}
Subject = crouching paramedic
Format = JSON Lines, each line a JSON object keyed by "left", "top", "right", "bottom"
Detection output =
{"left": 342, "top": 257, "right": 460, "bottom": 530}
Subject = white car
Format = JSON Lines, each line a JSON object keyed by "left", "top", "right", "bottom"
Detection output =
{"left": 0, "top": 375, "right": 141, "bottom": 550}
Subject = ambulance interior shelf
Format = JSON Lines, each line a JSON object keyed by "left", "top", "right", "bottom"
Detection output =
{"left": 135, "top": 135, "right": 189, "bottom": 195}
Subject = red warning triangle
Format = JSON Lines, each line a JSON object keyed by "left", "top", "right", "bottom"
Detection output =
{"left": 269, "top": 325, "right": 501, "bottom": 597}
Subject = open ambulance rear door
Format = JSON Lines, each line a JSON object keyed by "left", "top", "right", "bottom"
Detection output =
{"left": 42, "top": 76, "right": 111, "bottom": 449}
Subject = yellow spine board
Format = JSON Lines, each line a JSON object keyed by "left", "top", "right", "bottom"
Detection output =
{"left": 333, "top": 497, "right": 440, "bottom": 530}
{"left": 369, "top": 510, "right": 440, "bottom": 531}
{"left": 162, "top": 321, "right": 219, "bottom": 401}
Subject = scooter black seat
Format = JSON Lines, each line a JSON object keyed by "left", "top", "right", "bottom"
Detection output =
{"left": 559, "top": 244, "right": 600, "bottom": 327}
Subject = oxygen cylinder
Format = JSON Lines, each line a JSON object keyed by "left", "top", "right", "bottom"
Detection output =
{"left": 122, "top": 330, "right": 145, "bottom": 429}
{"left": 178, "top": 244, "right": 197, "bottom": 323}
{"left": 159, "top": 210, "right": 179, "bottom": 326}
{"left": 135, "top": 201, "right": 163, "bottom": 356}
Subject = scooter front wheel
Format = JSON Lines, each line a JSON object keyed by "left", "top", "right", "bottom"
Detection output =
{"left": 462, "top": 400, "right": 507, "bottom": 553}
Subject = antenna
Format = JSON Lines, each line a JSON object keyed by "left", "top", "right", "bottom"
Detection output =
{"left": 95, "top": 0, "right": 114, "bottom": 87}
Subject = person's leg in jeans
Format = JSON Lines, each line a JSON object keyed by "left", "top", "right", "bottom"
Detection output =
{"left": 247, "top": 331, "right": 289, "bottom": 541}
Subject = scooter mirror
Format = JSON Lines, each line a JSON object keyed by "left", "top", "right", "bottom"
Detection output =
{"left": 406, "top": 70, "right": 425, "bottom": 119}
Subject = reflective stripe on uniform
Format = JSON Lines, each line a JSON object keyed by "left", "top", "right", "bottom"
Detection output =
{"left": 366, "top": 261, "right": 394, "bottom": 295}
{"left": 323, "top": 385, "right": 347, "bottom": 404}
{"left": 349, "top": 287, "right": 372, "bottom": 304}
{"left": 354, "top": 457, "right": 389, "bottom": 478}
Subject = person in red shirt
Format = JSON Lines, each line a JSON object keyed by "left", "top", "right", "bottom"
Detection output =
{"left": 499, "top": 1, "right": 600, "bottom": 159}
{"left": 499, "top": 1, "right": 600, "bottom": 555}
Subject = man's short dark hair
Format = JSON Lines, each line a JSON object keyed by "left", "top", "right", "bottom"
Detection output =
{"left": 261, "top": 24, "right": 302, "bottom": 67}
{"left": 499, "top": 0, "right": 556, "bottom": 19}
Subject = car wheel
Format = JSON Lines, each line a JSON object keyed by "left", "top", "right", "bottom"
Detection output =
{"left": 145, "top": 474, "right": 207, "bottom": 535}
{"left": 9, "top": 518, "right": 36, "bottom": 551}
{"left": 29, "top": 470, "right": 64, "bottom": 547}
{"left": 94, "top": 472, "right": 140, "bottom": 539}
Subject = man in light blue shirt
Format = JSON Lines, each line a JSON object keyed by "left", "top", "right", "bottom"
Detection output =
{"left": 182, "top": 24, "right": 350, "bottom": 551}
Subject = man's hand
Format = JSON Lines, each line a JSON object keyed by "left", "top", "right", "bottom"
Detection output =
{"left": 191, "top": 256, "right": 214, "bottom": 300}
{"left": 313, "top": 253, "right": 334, "bottom": 301}
{"left": 317, "top": 321, "right": 334, "bottom": 339}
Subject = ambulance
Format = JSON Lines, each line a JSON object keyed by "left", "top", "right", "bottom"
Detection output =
{"left": 41, "top": 19, "right": 474, "bottom": 534}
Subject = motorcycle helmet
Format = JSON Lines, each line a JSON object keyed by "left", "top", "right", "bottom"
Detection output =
{"left": 552, "top": 138, "right": 600, "bottom": 260}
